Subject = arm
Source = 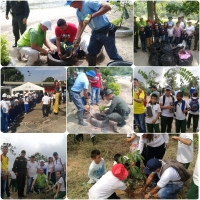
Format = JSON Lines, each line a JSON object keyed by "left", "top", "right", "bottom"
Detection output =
{"left": 160, "top": 103, "right": 171, "bottom": 110}
{"left": 44, "top": 38, "right": 54, "bottom": 53}
{"left": 134, "top": 98, "right": 143, "bottom": 103}
{"left": 83, "top": 89, "right": 89, "bottom": 99}
{"left": 12, "top": 158, "right": 19, "bottom": 175}
{"left": 31, "top": 43, "right": 48, "bottom": 56}
{"left": 46, "top": 184, "right": 56, "bottom": 192}
{"left": 171, "top": 136, "right": 192, "bottom": 146}
{"left": 91, "top": 3, "right": 111, "bottom": 19}
{"left": 88, "top": 167, "right": 99, "bottom": 182}
{"left": 126, "top": 134, "right": 137, "bottom": 143}
{"left": 104, "top": 98, "right": 118, "bottom": 114}
{"left": 144, "top": 186, "right": 160, "bottom": 199}
{"left": 56, "top": 37, "right": 61, "bottom": 54}
{"left": 6, "top": 1, "right": 10, "bottom": 19}
{"left": 74, "top": 22, "right": 84, "bottom": 44}
{"left": 152, "top": 113, "right": 160, "bottom": 124}
{"left": 31, "top": 179, "right": 36, "bottom": 190}
{"left": 23, "top": 1, "right": 30, "bottom": 19}
{"left": 142, "top": 173, "right": 155, "bottom": 193}
{"left": 54, "top": 183, "right": 61, "bottom": 198}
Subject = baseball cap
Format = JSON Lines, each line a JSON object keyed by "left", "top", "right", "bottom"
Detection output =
{"left": 41, "top": 20, "right": 52, "bottom": 30}
{"left": 165, "top": 85, "right": 172, "bottom": 90}
{"left": 2, "top": 93, "right": 7, "bottom": 98}
{"left": 64, "top": 0, "right": 74, "bottom": 6}
{"left": 49, "top": 155, "right": 53, "bottom": 158}
{"left": 53, "top": 152, "right": 58, "bottom": 156}
{"left": 168, "top": 16, "right": 173, "bottom": 19}
{"left": 111, "top": 164, "right": 128, "bottom": 180}
{"left": 187, "top": 20, "right": 192, "bottom": 23}
{"left": 40, "top": 160, "right": 45, "bottom": 162}
{"left": 144, "top": 158, "right": 162, "bottom": 175}
{"left": 86, "top": 70, "right": 96, "bottom": 78}
{"left": 105, "top": 89, "right": 113, "bottom": 96}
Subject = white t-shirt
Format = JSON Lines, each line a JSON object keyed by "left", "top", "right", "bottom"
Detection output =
{"left": 27, "top": 161, "right": 38, "bottom": 177}
{"left": 23, "top": 97, "right": 29, "bottom": 105}
{"left": 9, "top": 171, "right": 16, "bottom": 179}
{"left": 175, "top": 101, "right": 190, "bottom": 120}
{"left": 167, "top": 28, "right": 174, "bottom": 37}
{"left": 180, "top": 21, "right": 185, "bottom": 29}
{"left": 53, "top": 158, "right": 65, "bottom": 172}
{"left": 186, "top": 25, "right": 195, "bottom": 35}
{"left": 88, "top": 171, "right": 127, "bottom": 199}
{"left": 1, "top": 100, "right": 9, "bottom": 113}
{"left": 127, "top": 133, "right": 144, "bottom": 154}
{"left": 188, "top": 97, "right": 200, "bottom": 115}
{"left": 42, "top": 96, "right": 50, "bottom": 105}
{"left": 159, "top": 95, "right": 175, "bottom": 117}
{"left": 193, "top": 153, "right": 199, "bottom": 186}
{"left": 176, "top": 133, "right": 193, "bottom": 163}
{"left": 144, "top": 134, "right": 169, "bottom": 147}
{"left": 46, "top": 163, "right": 54, "bottom": 175}
{"left": 145, "top": 103, "right": 161, "bottom": 124}
{"left": 56, "top": 177, "right": 66, "bottom": 191}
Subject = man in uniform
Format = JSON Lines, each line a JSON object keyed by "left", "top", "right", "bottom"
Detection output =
{"left": 102, "top": 89, "right": 130, "bottom": 129}
{"left": 65, "top": 0, "right": 123, "bottom": 66}
{"left": 6, "top": 0, "right": 30, "bottom": 47}
{"left": 134, "top": 16, "right": 140, "bottom": 53}
{"left": 193, "top": 21, "right": 199, "bottom": 51}
{"left": 12, "top": 150, "right": 27, "bottom": 199}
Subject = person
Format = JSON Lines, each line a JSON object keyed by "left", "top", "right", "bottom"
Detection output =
{"left": 67, "top": 72, "right": 75, "bottom": 102}
{"left": 145, "top": 94, "right": 161, "bottom": 133}
{"left": 6, "top": 1, "right": 30, "bottom": 47}
{"left": 153, "top": 24, "right": 159, "bottom": 43}
{"left": 193, "top": 22, "right": 199, "bottom": 51}
{"left": 1, "top": 146, "right": 12, "bottom": 199}
{"left": 88, "top": 150, "right": 106, "bottom": 184}
{"left": 167, "top": 16, "right": 174, "bottom": 27}
{"left": 46, "top": 171, "right": 66, "bottom": 199}
{"left": 178, "top": 17, "right": 185, "bottom": 29}
{"left": 180, "top": 29, "right": 188, "bottom": 44}
{"left": 9, "top": 171, "right": 17, "bottom": 193}
{"left": 181, "top": 86, "right": 185, "bottom": 96}
{"left": 142, "top": 158, "right": 184, "bottom": 199}
{"left": 41, "top": 92, "right": 50, "bottom": 119}
{"left": 159, "top": 24, "right": 165, "bottom": 41}
{"left": 148, "top": 16, "right": 154, "bottom": 27}
{"left": 65, "top": 0, "right": 123, "bottom": 66}
{"left": 145, "top": 20, "right": 153, "bottom": 49}
{"left": 12, "top": 150, "right": 27, "bottom": 199}
{"left": 70, "top": 70, "right": 96, "bottom": 126}
{"left": 17, "top": 20, "right": 55, "bottom": 65}
{"left": 186, "top": 21, "right": 195, "bottom": 50}
{"left": 88, "top": 164, "right": 134, "bottom": 199}
{"left": 171, "top": 134, "right": 193, "bottom": 169}
{"left": 23, "top": 94, "right": 29, "bottom": 114}
{"left": 37, "top": 160, "right": 47, "bottom": 175}
{"left": 181, "top": 16, "right": 186, "bottom": 27}
{"left": 46, "top": 156, "right": 55, "bottom": 183}
{"left": 150, "top": 85, "right": 160, "bottom": 103}
{"left": 159, "top": 86, "right": 175, "bottom": 133}
{"left": 31, "top": 168, "right": 48, "bottom": 194}
{"left": 1, "top": 93, "right": 10, "bottom": 133}
{"left": 32, "top": 91, "right": 37, "bottom": 106}
{"left": 173, "top": 22, "right": 182, "bottom": 46}
{"left": 90, "top": 67, "right": 102, "bottom": 105}
{"left": 187, "top": 90, "right": 199, "bottom": 132}
{"left": 102, "top": 89, "right": 130, "bottom": 128}
{"left": 139, "top": 25, "right": 147, "bottom": 52}
{"left": 133, "top": 78, "right": 146, "bottom": 133}
{"left": 174, "top": 92, "right": 190, "bottom": 133}
{"left": 138, "top": 17, "right": 146, "bottom": 28}
{"left": 134, "top": 16, "right": 140, "bottom": 53}
{"left": 154, "top": 18, "right": 161, "bottom": 29}
{"left": 189, "top": 85, "right": 196, "bottom": 98}
{"left": 26, "top": 155, "right": 38, "bottom": 196}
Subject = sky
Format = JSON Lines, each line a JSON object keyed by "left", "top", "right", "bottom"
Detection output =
{"left": 1, "top": 133, "right": 66, "bottom": 171}
{"left": 16, "top": 67, "right": 67, "bottom": 82}
{"left": 134, "top": 67, "right": 200, "bottom": 88}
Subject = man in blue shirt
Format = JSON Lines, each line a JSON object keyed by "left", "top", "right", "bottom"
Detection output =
{"left": 65, "top": 0, "right": 123, "bottom": 66}
{"left": 70, "top": 70, "right": 96, "bottom": 126}
{"left": 167, "top": 16, "right": 174, "bottom": 27}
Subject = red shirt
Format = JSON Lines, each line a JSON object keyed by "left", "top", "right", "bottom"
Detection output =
{"left": 55, "top": 22, "right": 77, "bottom": 42}
{"left": 90, "top": 73, "right": 101, "bottom": 88}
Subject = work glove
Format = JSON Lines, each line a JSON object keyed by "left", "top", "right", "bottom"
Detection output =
{"left": 84, "top": 14, "right": 92, "bottom": 25}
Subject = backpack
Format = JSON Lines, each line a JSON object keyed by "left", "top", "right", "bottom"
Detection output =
{"left": 160, "top": 160, "right": 191, "bottom": 182}
{"left": 175, "top": 100, "right": 185, "bottom": 112}
{"left": 189, "top": 98, "right": 199, "bottom": 112}
{"left": 162, "top": 94, "right": 175, "bottom": 105}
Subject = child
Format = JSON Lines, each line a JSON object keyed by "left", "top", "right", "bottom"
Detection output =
{"left": 175, "top": 92, "right": 190, "bottom": 133}
{"left": 159, "top": 24, "right": 165, "bottom": 41}
{"left": 139, "top": 25, "right": 147, "bottom": 52}
{"left": 145, "top": 94, "right": 161, "bottom": 133}
{"left": 9, "top": 171, "right": 17, "bottom": 193}
{"left": 164, "top": 22, "right": 168, "bottom": 42}
{"left": 180, "top": 29, "right": 188, "bottom": 44}
{"left": 153, "top": 24, "right": 159, "bottom": 43}
{"left": 88, "top": 150, "right": 106, "bottom": 184}
{"left": 173, "top": 22, "right": 183, "bottom": 46}
{"left": 167, "top": 24, "right": 174, "bottom": 45}
{"left": 145, "top": 20, "right": 153, "bottom": 49}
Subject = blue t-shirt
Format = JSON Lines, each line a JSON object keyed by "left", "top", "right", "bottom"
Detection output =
{"left": 167, "top": 21, "right": 174, "bottom": 27}
{"left": 76, "top": 0, "right": 110, "bottom": 31}
{"left": 71, "top": 72, "right": 89, "bottom": 92}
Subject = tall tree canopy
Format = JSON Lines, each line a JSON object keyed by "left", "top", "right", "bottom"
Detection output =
{"left": 43, "top": 76, "right": 54, "bottom": 82}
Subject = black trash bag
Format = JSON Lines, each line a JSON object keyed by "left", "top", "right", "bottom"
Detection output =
{"left": 173, "top": 46, "right": 184, "bottom": 57}
{"left": 149, "top": 43, "right": 160, "bottom": 53}
{"left": 160, "top": 44, "right": 173, "bottom": 55}
{"left": 149, "top": 52, "right": 161, "bottom": 66}
{"left": 160, "top": 53, "right": 176, "bottom": 66}
{"left": 178, "top": 52, "right": 193, "bottom": 66}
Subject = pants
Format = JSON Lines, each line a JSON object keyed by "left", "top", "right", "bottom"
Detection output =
{"left": 51, "top": 172, "right": 56, "bottom": 184}
{"left": 168, "top": 36, "right": 173, "bottom": 44}
{"left": 154, "top": 37, "right": 159, "bottom": 43}
{"left": 88, "top": 31, "right": 123, "bottom": 61}
{"left": 158, "top": 183, "right": 182, "bottom": 199}
{"left": 18, "top": 47, "right": 39, "bottom": 65}
{"left": 12, "top": 15, "right": 26, "bottom": 44}
{"left": 70, "top": 91, "right": 84, "bottom": 112}
{"left": 146, "top": 37, "right": 152, "bottom": 48}
{"left": 181, "top": 162, "right": 190, "bottom": 169}
{"left": 24, "top": 104, "right": 29, "bottom": 114}
{"left": 187, "top": 179, "right": 199, "bottom": 199}
{"left": 33, "top": 185, "right": 45, "bottom": 194}
{"left": 134, "top": 113, "right": 146, "bottom": 133}
{"left": 3, "top": 113, "right": 9, "bottom": 133}
{"left": 187, "top": 36, "right": 193, "bottom": 49}
{"left": 176, "top": 119, "right": 186, "bottom": 133}
{"left": 108, "top": 192, "right": 120, "bottom": 199}
{"left": 17, "top": 171, "right": 26, "bottom": 197}
{"left": 141, "top": 39, "right": 146, "bottom": 51}
{"left": 51, "top": 191, "right": 66, "bottom": 199}
{"left": 26, "top": 177, "right": 34, "bottom": 194}
{"left": 174, "top": 37, "right": 180, "bottom": 46}
{"left": 187, "top": 113, "right": 199, "bottom": 132}
{"left": 146, "top": 123, "right": 160, "bottom": 133}
{"left": 105, "top": 112, "right": 128, "bottom": 124}
{"left": 9, "top": 109, "right": 14, "bottom": 123}
{"left": 134, "top": 32, "right": 139, "bottom": 48}
{"left": 194, "top": 35, "right": 199, "bottom": 49}
{"left": 42, "top": 104, "right": 49, "bottom": 117}
{"left": 1, "top": 176, "right": 11, "bottom": 199}
{"left": 91, "top": 87, "right": 100, "bottom": 104}
{"left": 161, "top": 115, "right": 173, "bottom": 133}
{"left": 160, "top": 35, "right": 165, "bottom": 41}
{"left": 10, "top": 179, "right": 17, "bottom": 193}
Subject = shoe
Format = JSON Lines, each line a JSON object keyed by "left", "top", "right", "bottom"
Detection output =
{"left": 17, "top": 50, "right": 22, "bottom": 61}
{"left": 77, "top": 111, "right": 88, "bottom": 126}
{"left": 117, "top": 120, "right": 126, "bottom": 127}
{"left": 22, "top": 195, "right": 27, "bottom": 198}
{"left": 136, "top": 47, "right": 141, "bottom": 49}
{"left": 193, "top": 48, "right": 196, "bottom": 51}
{"left": 12, "top": 44, "right": 17, "bottom": 48}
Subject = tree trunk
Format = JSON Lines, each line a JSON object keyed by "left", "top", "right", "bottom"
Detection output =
{"left": 153, "top": 1, "right": 157, "bottom": 19}
{"left": 147, "top": 1, "right": 153, "bottom": 19}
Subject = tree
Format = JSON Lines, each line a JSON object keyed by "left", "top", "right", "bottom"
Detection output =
{"left": 43, "top": 76, "right": 54, "bottom": 82}
{"left": 1, "top": 143, "right": 16, "bottom": 156}
{"left": 164, "top": 68, "right": 177, "bottom": 89}
{"left": 27, "top": 152, "right": 48, "bottom": 163}
{"left": 147, "top": 1, "right": 153, "bottom": 19}
{"left": 1, "top": 67, "right": 24, "bottom": 85}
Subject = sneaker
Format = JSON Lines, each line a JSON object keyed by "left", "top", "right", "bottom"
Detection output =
{"left": 12, "top": 44, "right": 17, "bottom": 48}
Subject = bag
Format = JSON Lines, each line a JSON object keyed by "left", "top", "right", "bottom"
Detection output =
{"left": 149, "top": 52, "right": 161, "bottom": 66}
{"left": 146, "top": 106, "right": 153, "bottom": 117}
{"left": 160, "top": 160, "right": 191, "bottom": 182}
{"left": 149, "top": 43, "right": 160, "bottom": 53}
{"left": 178, "top": 50, "right": 193, "bottom": 66}
{"left": 189, "top": 98, "right": 199, "bottom": 112}
{"left": 160, "top": 43, "right": 173, "bottom": 55}
{"left": 160, "top": 54, "right": 176, "bottom": 66}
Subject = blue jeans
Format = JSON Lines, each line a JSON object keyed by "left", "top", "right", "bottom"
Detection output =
{"left": 134, "top": 113, "right": 146, "bottom": 133}
{"left": 187, "top": 36, "right": 193, "bottom": 48}
{"left": 175, "top": 37, "right": 180, "bottom": 46}
{"left": 91, "top": 87, "right": 100, "bottom": 104}
{"left": 1, "top": 176, "right": 10, "bottom": 198}
{"left": 70, "top": 91, "right": 84, "bottom": 112}
{"left": 3, "top": 113, "right": 9, "bottom": 133}
{"left": 24, "top": 104, "right": 29, "bottom": 114}
{"left": 160, "top": 35, "right": 165, "bottom": 41}
{"left": 26, "top": 177, "right": 34, "bottom": 194}
{"left": 141, "top": 40, "right": 146, "bottom": 51}
{"left": 158, "top": 183, "right": 182, "bottom": 199}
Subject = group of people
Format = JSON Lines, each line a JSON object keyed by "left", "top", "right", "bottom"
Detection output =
{"left": 86, "top": 133, "right": 198, "bottom": 199}
{"left": 134, "top": 15, "right": 199, "bottom": 52}
{"left": 134, "top": 78, "right": 199, "bottom": 133}
{"left": 6, "top": 0, "right": 123, "bottom": 66}
{"left": 1, "top": 146, "right": 66, "bottom": 199}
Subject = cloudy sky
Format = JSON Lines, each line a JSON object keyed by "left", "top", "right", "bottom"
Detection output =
{"left": 134, "top": 67, "right": 200, "bottom": 87}
{"left": 1, "top": 133, "right": 66, "bottom": 171}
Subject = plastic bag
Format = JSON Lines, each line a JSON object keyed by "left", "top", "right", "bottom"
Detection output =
{"left": 79, "top": 34, "right": 91, "bottom": 54}
{"left": 160, "top": 44, "right": 173, "bottom": 55}
{"left": 149, "top": 43, "right": 160, "bottom": 53}
{"left": 149, "top": 52, "right": 161, "bottom": 66}
{"left": 178, "top": 51, "right": 193, "bottom": 66}
{"left": 160, "top": 54, "right": 176, "bottom": 66}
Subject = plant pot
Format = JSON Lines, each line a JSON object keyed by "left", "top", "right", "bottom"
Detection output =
{"left": 90, "top": 113, "right": 109, "bottom": 128}
{"left": 115, "top": 26, "right": 133, "bottom": 38}
{"left": 107, "top": 61, "right": 133, "bottom": 66}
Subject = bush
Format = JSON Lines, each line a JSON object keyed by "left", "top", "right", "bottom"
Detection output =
{"left": 107, "top": 82, "right": 121, "bottom": 96}
{"left": 1, "top": 35, "right": 11, "bottom": 66}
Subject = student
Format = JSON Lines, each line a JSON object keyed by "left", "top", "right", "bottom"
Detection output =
{"left": 164, "top": 22, "right": 168, "bottom": 42}
{"left": 173, "top": 22, "right": 182, "bottom": 46}
{"left": 167, "top": 16, "right": 174, "bottom": 27}
{"left": 180, "top": 29, "right": 188, "bottom": 44}
{"left": 9, "top": 171, "right": 17, "bottom": 193}
{"left": 150, "top": 85, "right": 160, "bottom": 103}
{"left": 37, "top": 160, "right": 47, "bottom": 175}
{"left": 23, "top": 94, "right": 29, "bottom": 114}
{"left": 145, "top": 20, "right": 153, "bottom": 49}
{"left": 46, "top": 156, "right": 54, "bottom": 183}
{"left": 139, "top": 25, "right": 147, "bottom": 52}
{"left": 186, "top": 21, "right": 195, "bottom": 50}
{"left": 153, "top": 24, "right": 159, "bottom": 43}
{"left": 159, "top": 24, "right": 165, "bottom": 41}
{"left": 193, "top": 22, "right": 199, "bottom": 51}
{"left": 113, "top": 154, "right": 128, "bottom": 166}
{"left": 167, "top": 25, "right": 174, "bottom": 44}
{"left": 171, "top": 134, "right": 193, "bottom": 169}
{"left": 88, "top": 150, "right": 106, "bottom": 184}
{"left": 187, "top": 90, "right": 199, "bottom": 132}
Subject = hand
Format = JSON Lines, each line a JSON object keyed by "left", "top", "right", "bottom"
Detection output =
{"left": 49, "top": 47, "right": 55, "bottom": 54}
{"left": 183, "top": 110, "right": 188, "bottom": 114}
{"left": 168, "top": 105, "right": 173, "bottom": 109}
{"left": 144, "top": 194, "right": 150, "bottom": 199}
{"left": 141, "top": 188, "right": 146, "bottom": 196}
{"left": 22, "top": 18, "right": 27, "bottom": 24}
{"left": 42, "top": 49, "right": 48, "bottom": 56}
{"left": 101, "top": 110, "right": 105, "bottom": 114}
{"left": 86, "top": 99, "right": 91, "bottom": 104}
{"left": 15, "top": 172, "right": 18, "bottom": 176}
{"left": 171, "top": 136, "right": 179, "bottom": 141}
{"left": 54, "top": 194, "right": 58, "bottom": 199}
{"left": 73, "top": 39, "right": 79, "bottom": 48}
{"left": 6, "top": 15, "right": 9, "bottom": 20}
{"left": 165, "top": 143, "right": 169, "bottom": 148}
{"left": 152, "top": 119, "right": 156, "bottom": 124}
{"left": 83, "top": 14, "right": 92, "bottom": 25}
{"left": 58, "top": 52, "right": 62, "bottom": 59}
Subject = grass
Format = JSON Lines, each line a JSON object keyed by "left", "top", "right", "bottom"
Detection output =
{"left": 67, "top": 134, "right": 198, "bottom": 199}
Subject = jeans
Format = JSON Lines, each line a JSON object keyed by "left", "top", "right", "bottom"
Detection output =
{"left": 24, "top": 104, "right": 29, "bottom": 114}
{"left": 3, "top": 113, "right": 9, "bottom": 133}
{"left": 174, "top": 37, "right": 180, "bottom": 46}
{"left": 141, "top": 40, "right": 146, "bottom": 51}
{"left": 160, "top": 35, "right": 165, "bottom": 41}
{"left": 70, "top": 91, "right": 84, "bottom": 112}
{"left": 158, "top": 183, "right": 182, "bottom": 199}
{"left": 134, "top": 113, "right": 146, "bottom": 133}
{"left": 1, "top": 176, "right": 11, "bottom": 199}
{"left": 168, "top": 36, "right": 173, "bottom": 44}
{"left": 187, "top": 36, "right": 193, "bottom": 49}
{"left": 26, "top": 177, "right": 34, "bottom": 194}
{"left": 91, "top": 87, "right": 100, "bottom": 104}
{"left": 42, "top": 104, "right": 49, "bottom": 117}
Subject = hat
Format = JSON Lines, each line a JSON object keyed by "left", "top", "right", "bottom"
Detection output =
{"left": 41, "top": 20, "right": 52, "bottom": 30}
{"left": 86, "top": 70, "right": 96, "bottom": 78}
{"left": 168, "top": 16, "right": 173, "bottom": 19}
{"left": 21, "top": 150, "right": 26, "bottom": 153}
{"left": 105, "top": 89, "right": 113, "bottom": 96}
{"left": 12, "top": 94, "right": 15, "bottom": 97}
{"left": 20, "top": 93, "right": 23, "bottom": 96}
{"left": 111, "top": 164, "right": 128, "bottom": 180}
{"left": 2, "top": 93, "right": 7, "bottom": 98}
{"left": 165, "top": 85, "right": 172, "bottom": 90}
{"left": 140, "top": 25, "right": 144, "bottom": 28}
{"left": 151, "top": 85, "right": 157, "bottom": 89}
{"left": 15, "top": 94, "right": 18, "bottom": 97}
{"left": 53, "top": 152, "right": 58, "bottom": 156}
{"left": 144, "top": 158, "right": 162, "bottom": 175}
{"left": 64, "top": 0, "right": 74, "bottom": 6}
{"left": 40, "top": 160, "right": 45, "bottom": 162}
{"left": 30, "top": 155, "right": 35, "bottom": 158}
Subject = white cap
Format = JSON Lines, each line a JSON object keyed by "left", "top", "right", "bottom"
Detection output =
{"left": 41, "top": 20, "right": 52, "bottom": 30}
{"left": 40, "top": 160, "right": 45, "bottom": 162}
{"left": 15, "top": 94, "right": 18, "bottom": 97}
{"left": 24, "top": 92, "right": 26, "bottom": 94}
{"left": 12, "top": 94, "right": 15, "bottom": 97}
{"left": 25, "top": 94, "right": 28, "bottom": 97}
{"left": 2, "top": 93, "right": 7, "bottom": 98}
{"left": 48, "top": 155, "right": 53, "bottom": 158}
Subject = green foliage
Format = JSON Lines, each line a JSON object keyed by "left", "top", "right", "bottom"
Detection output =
{"left": 29, "top": 152, "right": 48, "bottom": 163}
{"left": 1, "top": 143, "right": 16, "bottom": 156}
{"left": 99, "top": 105, "right": 110, "bottom": 113}
{"left": 43, "top": 76, "right": 54, "bottom": 82}
{"left": 1, "top": 35, "right": 11, "bottom": 66}
{"left": 107, "top": 82, "right": 121, "bottom": 96}
{"left": 60, "top": 42, "right": 73, "bottom": 53}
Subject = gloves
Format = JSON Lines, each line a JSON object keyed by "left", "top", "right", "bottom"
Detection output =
{"left": 84, "top": 14, "right": 92, "bottom": 25}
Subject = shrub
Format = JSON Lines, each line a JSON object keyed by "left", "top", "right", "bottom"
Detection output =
{"left": 107, "top": 82, "right": 121, "bottom": 96}
{"left": 1, "top": 35, "right": 11, "bottom": 66}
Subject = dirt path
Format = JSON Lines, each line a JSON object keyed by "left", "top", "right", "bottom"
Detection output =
{"left": 8, "top": 103, "right": 66, "bottom": 133}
